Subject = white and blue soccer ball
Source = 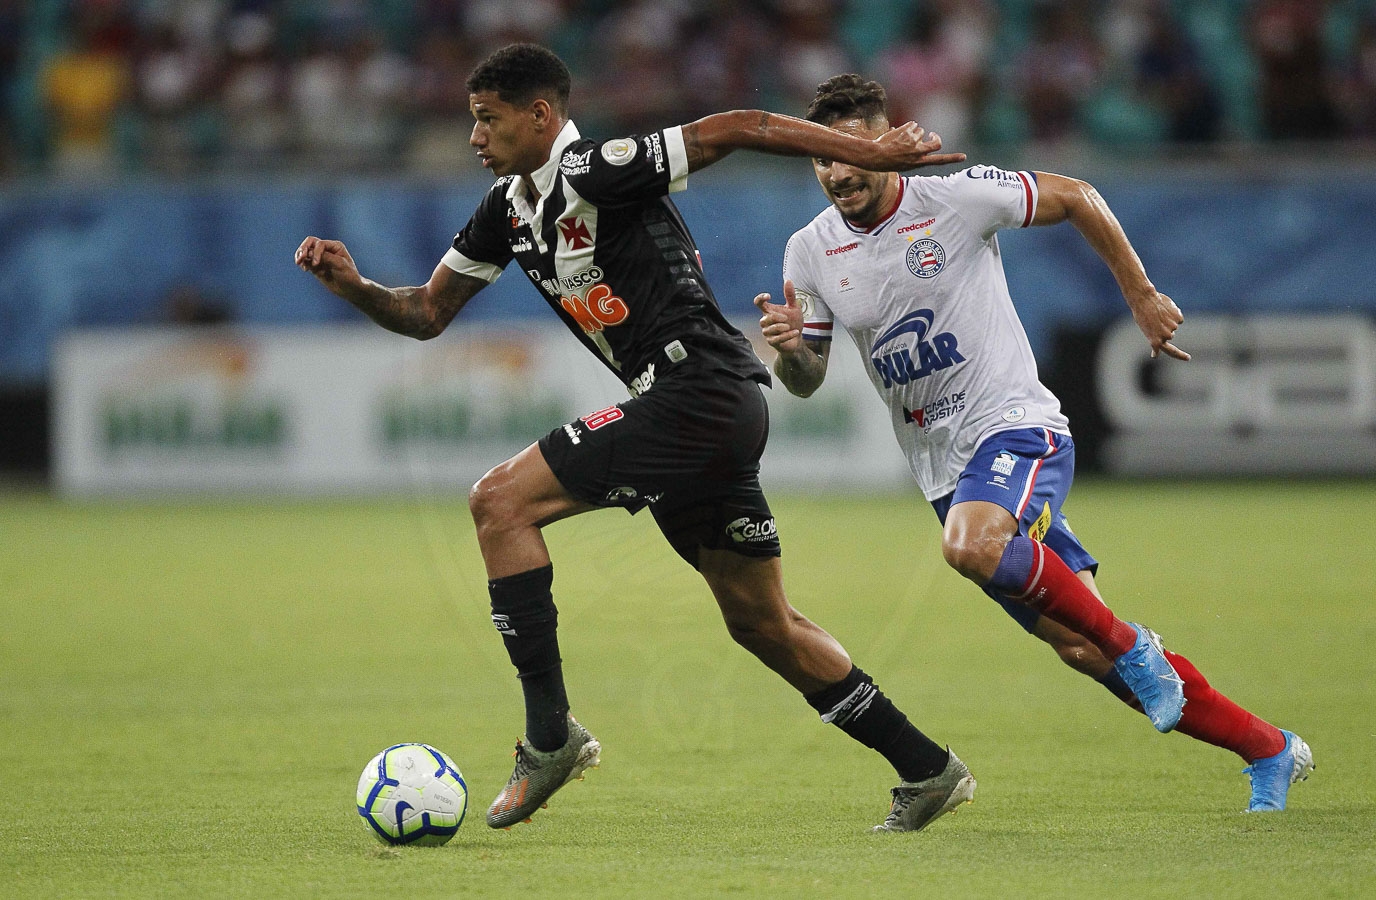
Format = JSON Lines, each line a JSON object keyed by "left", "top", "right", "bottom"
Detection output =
{"left": 356, "top": 743, "right": 468, "bottom": 845}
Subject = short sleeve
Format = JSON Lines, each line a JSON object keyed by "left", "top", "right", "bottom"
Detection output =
{"left": 783, "top": 232, "right": 832, "bottom": 343}
{"left": 442, "top": 183, "right": 512, "bottom": 282}
{"left": 943, "top": 166, "right": 1039, "bottom": 240}
{"left": 560, "top": 127, "right": 690, "bottom": 206}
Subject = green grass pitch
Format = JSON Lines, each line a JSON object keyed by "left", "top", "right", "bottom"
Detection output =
{"left": 3, "top": 480, "right": 1374, "bottom": 898}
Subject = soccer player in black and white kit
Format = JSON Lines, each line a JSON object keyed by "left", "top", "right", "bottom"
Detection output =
{"left": 296, "top": 44, "right": 977, "bottom": 834}
{"left": 755, "top": 75, "right": 1313, "bottom": 813}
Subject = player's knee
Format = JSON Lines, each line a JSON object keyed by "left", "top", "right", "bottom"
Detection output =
{"left": 722, "top": 615, "right": 765, "bottom": 651}
{"left": 468, "top": 466, "right": 521, "bottom": 532}
{"left": 467, "top": 475, "right": 497, "bottom": 526}
{"left": 941, "top": 533, "right": 1003, "bottom": 584}
{"left": 724, "top": 618, "right": 790, "bottom": 656}
{"left": 718, "top": 602, "right": 794, "bottom": 653}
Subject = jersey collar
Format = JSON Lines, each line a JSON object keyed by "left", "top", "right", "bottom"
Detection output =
{"left": 842, "top": 176, "right": 907, "bottom": 236}
{"left": 506, "top": 119, "right": 582, "bottom": 211}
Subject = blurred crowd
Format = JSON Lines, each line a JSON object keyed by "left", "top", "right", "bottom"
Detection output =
{"left": 3, "top": 0, "right": 1376, "bottom": 179}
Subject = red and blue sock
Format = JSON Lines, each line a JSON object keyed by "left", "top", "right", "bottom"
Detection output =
{"left": 988, "top": 536, "right": 1137, "bottom": 659}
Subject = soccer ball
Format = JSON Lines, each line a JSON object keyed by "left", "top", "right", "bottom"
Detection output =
{"left": 356, "top": 743, "right": 468, "bottom": 845}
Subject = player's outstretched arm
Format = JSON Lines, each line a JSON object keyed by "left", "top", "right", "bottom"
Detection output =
{"left": 1031, "top": 173, "right": 1189, "bottom": 361}
{"left": 754, "top": 279, "right": 830, "bottom": 397}
{"left": 681, "top": 110, "right": 966, "bottom": 174}
{"left": 294, "top": 236, "right": 486, "bottom": 340}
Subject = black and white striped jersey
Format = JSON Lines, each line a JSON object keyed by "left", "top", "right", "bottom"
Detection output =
{"left": 442, "top": 121, "right": 769, "bottom": 394}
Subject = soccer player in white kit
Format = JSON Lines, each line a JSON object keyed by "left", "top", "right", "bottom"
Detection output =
{"left": 754, "top": 74, "right": 1313, "bottom": 812}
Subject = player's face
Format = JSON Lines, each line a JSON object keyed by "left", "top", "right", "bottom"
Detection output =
{"left": 468, "top": 91, "right": 549, "bottom": 177}
{"left": 812, "top": 118, "right": 901, "bottom": 227}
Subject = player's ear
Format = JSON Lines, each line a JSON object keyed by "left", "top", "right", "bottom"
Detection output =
{"left": 531, "top": 98, "right": 554, "bottom": 129}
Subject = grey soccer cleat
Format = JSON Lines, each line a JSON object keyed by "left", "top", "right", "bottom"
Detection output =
{"left": 487, "top": 714, "right": 601, "bottom": 829}
{"left": 873, "top": 750, "right": 976, "bottom": 833}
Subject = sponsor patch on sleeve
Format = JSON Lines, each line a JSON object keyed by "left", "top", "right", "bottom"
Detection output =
{"left": 601, "top": 139, "right": 638, "bottom": 166}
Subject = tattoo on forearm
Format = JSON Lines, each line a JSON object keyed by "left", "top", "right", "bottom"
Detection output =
{"left": 775, "top": 346, "right": 825, "bottom": 396}
{"left": 347, "top": 283, "right": 434, "bottom": 338}
{"left": 757, "top": 111, "right": 771, "bottom": 131}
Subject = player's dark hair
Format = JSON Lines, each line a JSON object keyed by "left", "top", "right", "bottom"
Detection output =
{"left": 466, "top": 43, "right": 571, "bottom": 114}
{"left": 805, "top": 74, "right": 890, "bottom": 127}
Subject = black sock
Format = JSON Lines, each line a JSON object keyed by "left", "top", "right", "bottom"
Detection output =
{"left": 488, "top": 565, "right": 569, "bottom": 752}
{"left": 805, "top": 666, "right": 949, "bottom": 783}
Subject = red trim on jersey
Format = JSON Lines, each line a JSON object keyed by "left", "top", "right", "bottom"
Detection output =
{"left": 1017, "top": 171, "right": 1035, "bottom": 228}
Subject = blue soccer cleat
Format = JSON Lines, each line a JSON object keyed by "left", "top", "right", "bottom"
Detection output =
{"left": 1243, "top": 730, "right": 1314, "bottom": 812}
{"left": 1112, "top": 623, "right": 1186, "bottom": 732}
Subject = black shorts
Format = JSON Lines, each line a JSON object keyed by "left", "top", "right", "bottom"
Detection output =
{"left": 537, "top": 371, "right": 780, "bottom": 569}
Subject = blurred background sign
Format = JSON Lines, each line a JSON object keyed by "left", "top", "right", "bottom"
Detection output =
{"left": 51, "top": 322, "right": 911, "bottom": 495}
{"left": 1097, "top": 313, "right": 1376, "bottom": 475}
{"left": 53, "top": 325, "right": 609, "bottom": 494}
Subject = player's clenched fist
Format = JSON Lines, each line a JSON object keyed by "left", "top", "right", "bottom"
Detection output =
{"left": 1131, "top": 289, "right": 1190, "bottom": 361}
{"left": 294, "top": 236, "right": 364, "bottom": 298}
{"left": 753, "top": 278, "right": 806, "bottom": 354}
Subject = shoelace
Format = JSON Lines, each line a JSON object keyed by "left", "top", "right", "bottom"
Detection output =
{"left": 1241, "top": 754, "right": 1280, "bottom": 780}
{"left": 886, "top": 786, "right": 919, "bottom": 819}
{"left": 507, "top": 741, "right": 542, "bottom": 781}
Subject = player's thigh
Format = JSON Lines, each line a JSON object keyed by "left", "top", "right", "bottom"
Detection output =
{"left": 537, "top": 386, "right": 711, "bottom": 513}
{"left": 941, "top": 499, "right": 1018, "bottom": 577}
{"left": 470, "top": 442, "right": 595, "bottom": 528}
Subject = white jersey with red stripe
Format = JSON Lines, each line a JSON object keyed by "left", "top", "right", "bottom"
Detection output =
{"left": 783, "top": 166, "right": 1070, "bottom": 500}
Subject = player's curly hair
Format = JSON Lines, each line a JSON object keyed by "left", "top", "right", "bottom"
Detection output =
{"left": 466, "top": 43, "right": 571, "bottom": 114}
{"left": 805, "top": 74, "right": 890, "bottom": 127}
